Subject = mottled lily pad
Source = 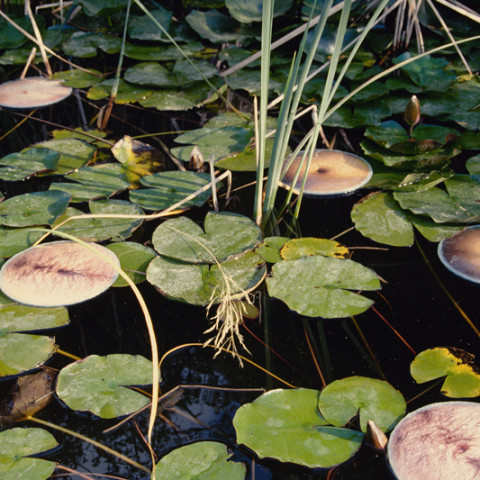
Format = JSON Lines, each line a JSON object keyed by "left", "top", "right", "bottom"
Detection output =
{"left": 0, "top": 305, "right": 68, "bottom": 377}
{"left": 147, "top": 250, "right": 265, "bottom": 306}
{"left": 151, "top": 212, "right": 262, "bottom": 264}
{"left": 318, "top": 376, "right": 406, "bottom": 432}
{"left": 233, "top": 388, "right": 364, "bottom": 468}
{"left": 266, "top": 255, "right": 380, "bottom": 318}
{"left": 154, "top": 441, "right": 245, "bottom": 480}
{"left": 56, "top": 354, "right": 153, "bottom": 418}
{"left": 0, "top": 428, "right": 58, "bottom": 480}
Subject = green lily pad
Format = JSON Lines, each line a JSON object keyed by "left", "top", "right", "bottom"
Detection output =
{"left": 174, "top": 126, "right": 253, "bottom": 164}
{"left": 151, "top": 212, "right": 262, "bottom": 264}
{"left": 139, "top": 82, "right": 220, "bottom": 111}
{"left": 147, "top": 250, "right": 265, "bottom": 306}
{"left": 233, "top": 388, "right": 364, "bottom": 469}
{"left": 410, "top": 347, "right": 480, "bottom": 398}
{"left": 53, "top": 69, "right": 103, "bottom": 88}
{"left": 0, "top": 305, "right": 68, "bottom": 377}
{"left": 466, "top": 155, "right": 480, "bottom": 175}
{"left": 186, "top": 9, "right": 246, "bottom": 43}
{"left": 154, "top": 441, "right": 246, "bottom": 480}
{"left": 255, "top": 236, "right": 289, "bottom": 263}
{"left": 129, "top": 171, "right": 213, "bottom": 211}
{"left": 34, "top": 139, "right": 96, "bottom": 173}
{"left": 393, "top": 185, "right": 480, "bottom": 224}
{"left": 266, "top": 255, "right": 380, "bottom": 318}
{"left": 56, "top": 354, "right": 153, "bottom": 418}
{"left": 351, "top": 192, "right": 414, "bottom": 247}
{"left": 280, "top": 238, "right": 349, "bottom": 261}
{"left": 87, "top": 79, "right": 152, "bottom": 104}
{"left": 50, "top": 164, "right": 130, "bottom": 202}
{"left": 225, "top": 0, "right": 293, "bottom": 23}
{"left": 106, "top": 242, "right": 156, "bottom": 287}
{"left": 125, "top": 59, "right": 217, "bottom": 88}
{"left": 54, "top": 199, "right": 143, "bottom": 242}
{"left": 395, "top": 52, "right": 456, "bottom": 92}
{"left": 0, "top": 428, "right": 58, "bottom": 480}
{"left": 128, "top": 8, "right": 172, "bottom": 42}
{"left": 73, "top": 0, "right": 127, "bottom": 16}
{"left": 0, "top": 191, "right": 71, "bottom": 227}
{"left": 124, "top": 41, "right": 203, "bottom": 61}
{"left": 0, "top": 148, "right": 59, "bottom": 181}
{"left": 0, "top": 227, "right": 44, "bottom": 258}
{"left": 62, "top": 32, "right": 121, "bottom": 58}
{"left": 318, "top": 376, "right": 406, "bottom": 433}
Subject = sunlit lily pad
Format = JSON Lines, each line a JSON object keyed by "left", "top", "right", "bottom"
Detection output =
{"left": 0, "top": 305, "right": 68, "bottom": 377}
{"left": 147, "top": 250, "right": 265, "bottom": 306}
{"left": 0, "top": 191, "right": 71, "bottom": 227}
{"left": 410, "top": 347, "right": 480, "bottom": 398}
{"left": 106, "top": 242, "right": 156, "bottom": 287}
{"left": 129, "top": 171, "right": 213, "bottom": 211}
{"left": 233, "top": 388, "right": 364, "bottom": 468}
{"left": 318, "top": 376, "right": 406, "bottom": 432}
{"left": 54, "top": 199, "right": 143, "bottom": 242}
{"left": 151, "top": 212, "right": 262, "bottom": 264}
{"left": 266, "top": 255, "right": 380, "bottom": 318}
{"left": 56, "top": 354, "right": 153, "bottom": 418}
{"left": 0, "top": 427, "right": 58, "bottom": 480}
{"left": 280, "top": 238, "right": 349, "bottom": 261}
{"left": 154, "top": 441, "right": 246, "bottom": 480}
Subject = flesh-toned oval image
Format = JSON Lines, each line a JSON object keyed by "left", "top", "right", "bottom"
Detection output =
{"left": 0, "top": 77, "right": 72, "bottom": 109}
{"left": 438, "top": 225, "right": 480, "bottom": 284}
{"left": 388, "top": 401, "right": 480, "bottom": 480}
{"left": 280, "top": 149, "right": 373, "bottom": 196}
{"left": 0, "top": 241, "right": 120, "bottom": 307}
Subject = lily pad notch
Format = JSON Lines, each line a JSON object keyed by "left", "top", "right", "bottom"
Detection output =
{"left": 0, "top": 241, "right": 120, "bottom": 307}
{"left": 280, "top": 149, "right": 373, "bottom": 196}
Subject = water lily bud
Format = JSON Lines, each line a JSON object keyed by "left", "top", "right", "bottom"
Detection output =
{"left": 404, "top": 95, "right": 421, "bottom": 127}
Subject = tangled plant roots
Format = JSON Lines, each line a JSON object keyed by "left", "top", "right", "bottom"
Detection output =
{"left": 204, "top": 274, "right": 254, "bottom": 366}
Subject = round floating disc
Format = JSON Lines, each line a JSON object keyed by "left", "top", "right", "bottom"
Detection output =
{"left": 0, "top": 77, "right": 72, "bottom": 109}
{"left": 438, "top": 225, "right": 480, "bottom": 284}
{"left": 388, "top": 401, "right": 480, "bottom": 480}
{"left": 0, "top": 241, "right": 120, "bottom": 307}
{"left": 280, "top": 149, "right": 373, "bottom": 196}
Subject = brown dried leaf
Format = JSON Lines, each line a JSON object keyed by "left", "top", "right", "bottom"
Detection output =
{"left": 0, "top": 367, "right": 56, "bottom": 422}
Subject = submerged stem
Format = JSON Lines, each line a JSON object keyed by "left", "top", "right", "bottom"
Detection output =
{"left": 27, "top": 416, "right": 150, "bottom": 473}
